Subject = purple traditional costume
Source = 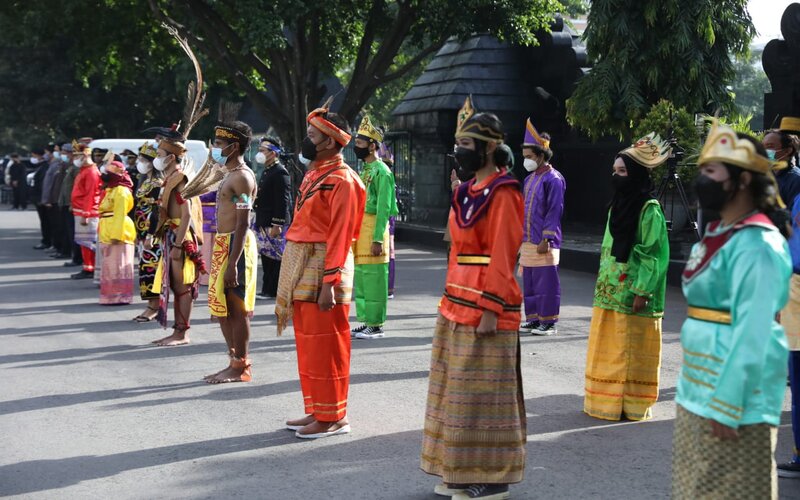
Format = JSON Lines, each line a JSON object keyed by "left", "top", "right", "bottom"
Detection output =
{"left": 520, "top": 119, "right": 565, "bottom": 326}
{"left": 199, "top": 191, "right": 217, "bottom": 286}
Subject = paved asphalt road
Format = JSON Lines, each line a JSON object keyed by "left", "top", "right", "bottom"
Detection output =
{"left": 0, "top": 208, "right": 797, "bottom": 499}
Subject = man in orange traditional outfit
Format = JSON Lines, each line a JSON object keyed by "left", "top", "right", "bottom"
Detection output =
{"left": 276, "top": 99, "right": 366, "bottom": 439}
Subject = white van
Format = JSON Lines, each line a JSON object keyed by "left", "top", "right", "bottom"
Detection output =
{"left": 88, "top": 139, "right": 209, "bottom": 174}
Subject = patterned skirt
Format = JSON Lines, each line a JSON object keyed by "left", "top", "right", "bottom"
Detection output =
{"left": 671, "top": 405, "right": 778, "bottom": 499}
{"left": 420, "top": 315, "right": 527, "bottom": 485}
{"left": 138, "top": 240, "right": 162, "bottom": 300}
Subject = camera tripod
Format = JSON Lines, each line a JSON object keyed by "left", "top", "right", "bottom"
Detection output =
{"left": 655, "top": 146, "right": 700, "bottom": 240}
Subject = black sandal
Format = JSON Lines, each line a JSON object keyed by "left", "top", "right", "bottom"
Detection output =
{"left": 133, "top": 306, "right": 159, "bottom": 323}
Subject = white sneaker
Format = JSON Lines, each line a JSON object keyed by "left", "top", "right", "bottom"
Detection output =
{"left": 355, "top": 326, "right": 385, "bottom": 339}
{"left": 255, "top": 294, "right": 270, "bottom": 300}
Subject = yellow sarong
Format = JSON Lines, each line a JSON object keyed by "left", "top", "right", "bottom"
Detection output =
{"left": 207, "top": 230, "right": 257, "bottom": 317}
{"left": 584, "top": 307, "right": 662, "bottom": 421}
{"left": 353, "top": 213, "right": 390, "bottom": 265}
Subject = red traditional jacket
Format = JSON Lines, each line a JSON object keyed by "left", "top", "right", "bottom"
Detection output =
{"left": 442, "top": 171, "right": 524, "bottom": 331}
{"left": 71, "top": 164, "right": 101, "bottom": 218}
{"left": 286, "top": 155, "right": 366, "bottom": 286}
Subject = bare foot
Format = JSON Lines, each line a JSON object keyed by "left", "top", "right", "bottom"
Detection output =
{"left": 207, "top": 363, "right": 251, "bottom": 384}
{"left": 286, "top": 414, "right": 316, "bottom": 429}
{"left": 203, "top": 366, "right": 228, "bottom": 381}
{"left": 296, "top": 418, "right": 350, "bottom": 438}
{"left": 150, "top": 334, "right": 174, "bottom": 344}
{"left": 155, "top": 332, "right": 190, "bottom": 347}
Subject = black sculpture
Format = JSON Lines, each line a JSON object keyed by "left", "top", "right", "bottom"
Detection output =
{"left": 763, "top": 3, "right": 800, "bottom": 128}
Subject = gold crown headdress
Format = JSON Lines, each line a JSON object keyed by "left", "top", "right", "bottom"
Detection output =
{"left": 699, "top": 119, "right": 774, "bottom": 174}
{"left": 138, "top": 141, "right": 158, "bottom": 159}
{"left": 72, "top": 139, "right": 91, "bottom": 156}
{"left": 455, "top": 96, "right": 504, "bottom": 143}
{"left": 356, "top": 115, "right": 384, "bottom": 143}
{"left": 619, "top": 132, "right": 671, "bottom": 169}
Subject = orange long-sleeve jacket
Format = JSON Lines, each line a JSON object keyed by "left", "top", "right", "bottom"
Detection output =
{"left": 286, "top": 155, "right": 366, "bottom": 286}
{"left": 441, "top": 171, "right": 524, "bottom": 331}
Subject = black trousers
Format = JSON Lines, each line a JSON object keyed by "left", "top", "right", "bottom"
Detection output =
{"left": 35, "top": 204, "right": 51, "bottom": 246}
{"left": 260, "top": 255, "right": 282, "bottom": 297}
{"left": 63, "top": 208, "right": 82, "bottom": 264}
{"left": 12, "top": 184, "right": 26, "bottom": 209}
{"left": 47, "top": 205, "right": 64, "bottom": 253}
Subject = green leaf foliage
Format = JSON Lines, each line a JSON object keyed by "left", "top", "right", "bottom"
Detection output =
{"left": 566, "top": 0, "right": 756, "bottom": 140}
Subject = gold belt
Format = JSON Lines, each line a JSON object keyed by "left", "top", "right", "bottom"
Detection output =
{"left": 456, "top": 255, "right": 491, "bottom": 265}
{"left": 687, "top": 306, "right": 731, "bottom": 325}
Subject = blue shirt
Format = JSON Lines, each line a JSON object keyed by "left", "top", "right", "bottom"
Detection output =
{"left": 790, "top": 195, "right": 800, "bottom": 273}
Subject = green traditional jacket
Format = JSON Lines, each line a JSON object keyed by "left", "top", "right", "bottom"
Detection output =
{"left": 360, "top": 159, "right": 399, "bottom": 242}
{"left": 593, "top": 199, "right": 670, "bottom": 317}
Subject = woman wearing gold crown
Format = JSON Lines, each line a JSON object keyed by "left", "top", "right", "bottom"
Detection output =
{"left": 671, "top": 123, "right": 792, "bottom": 498}
{"left": 583, "top": 133, "right": 670, "bottom": 422}
{"left": 420, "top": 97, "right": 525, "bottom": 500}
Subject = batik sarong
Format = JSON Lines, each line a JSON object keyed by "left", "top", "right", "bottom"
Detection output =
{"left": 255, "top": 224, "right": 288, "bottom": 260}
{"left": 584, "top": 307, "right": 662, "bottom": 421}
{"left": 73, "top": 215, "right": 98, "bottom": 251}
{"left": 421, "top": 315, "right": 527, "bottom": 485}
{"left": 671, "top": 405, "right": 778, "bottom": 499}
{"left": 138, "top": 241, "right": 161, "bottom": 300}
{"left": 99, "top": 242, "right": 134, "bottom": 305}
{"left": 152, "top": 226, "right": 199, "bottom": 328}
{"left": 208, "top": 230, "right": 258, "bottom": 318}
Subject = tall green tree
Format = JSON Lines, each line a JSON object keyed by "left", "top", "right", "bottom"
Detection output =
{"left": 147, "top": 0, "right": 563, "bottom": 147}
{"left": 731, "top": 49, "right": 769, "bottom": 130}
{"left": 565, "top": 0, "right": 756, "bottom": 139}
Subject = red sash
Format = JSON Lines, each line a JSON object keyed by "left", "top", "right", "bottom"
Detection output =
{"left": 682, "top": 213, "right": 775, "bottom": 283}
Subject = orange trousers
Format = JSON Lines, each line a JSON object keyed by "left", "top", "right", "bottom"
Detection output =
{"left": 292, "top": 301, "right": 351, "bottom": 422}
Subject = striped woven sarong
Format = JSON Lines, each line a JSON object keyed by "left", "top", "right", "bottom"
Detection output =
{"left": 420, "top": 315, "right": 527, "bottom": 485}
{"left": 275, "top": 241, "right": 354, "bottom": 335}
{"left": 584, "top": 307, "right": 662, "bottom": 421}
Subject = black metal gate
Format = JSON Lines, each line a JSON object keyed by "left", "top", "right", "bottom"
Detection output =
{"left": 383, "top": 131, "right": 413, "bottom": 221}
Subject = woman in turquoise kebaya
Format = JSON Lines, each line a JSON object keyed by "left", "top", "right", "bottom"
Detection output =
{"left": 672, "top": 122, "right": 792, "bottom": 499}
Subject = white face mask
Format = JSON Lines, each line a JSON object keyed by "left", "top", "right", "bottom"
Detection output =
{"left": 255, "top": 152, "right": 267, "bottom": 165}
{"left": 298, "top": 154, "right": 311, "bottom": 166}
{"left": 99, "top": 164, "right": 107, "bottom": 174}
{"left": 523, "top": 158, "right": 538, "bottom": 172}
{"left": 30, "top": 157, "right": 40, "bottom": 165}
{"left": 136, "top": 160, "right": 152, "bottom": 174}
{"left": 153, "top": 156, "right": 169, "bottom": 171}
{"left": 73, "top": 158, "right": 85, "bottom": 168}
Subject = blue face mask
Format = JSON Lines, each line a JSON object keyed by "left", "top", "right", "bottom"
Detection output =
{"left": 61, "top": 154, "right": 69, "bottom": 162}
{"left": 766, "top": 149, "right": 777, "bottom": 161}
{"left": 211, "top": 147, "right": 227, "bottom": 165}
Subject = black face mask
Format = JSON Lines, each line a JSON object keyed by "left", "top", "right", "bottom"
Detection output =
{"left": 454, "top": 146, "right": 482, "bottom": 174}
{"left": 301, "top": 136, "right": 320, "bottom": 162}
{"left": 354, "top": 145, "right": 371, "bottom": 161}
{"left": 100, "top": 172, "right": 111, "bottom": 183}
{"left": 611, "top": 174, "right": 634, "bottom": 193}
{"left": 693, "top": 174, "right": 733, "bottom": 211}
